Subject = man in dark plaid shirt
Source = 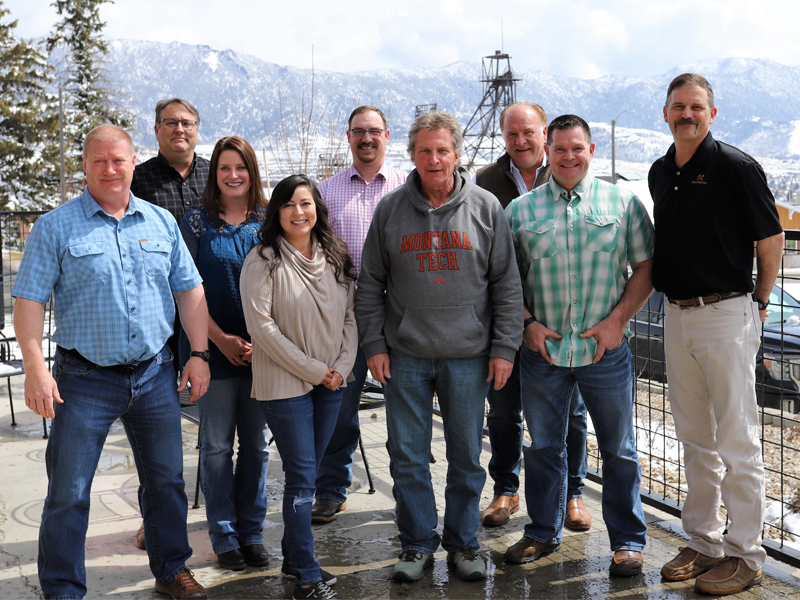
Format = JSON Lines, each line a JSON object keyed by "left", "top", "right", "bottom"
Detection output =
{"left": 131, "top": 98, "right": 210, "bottom": 223}
{"left": 131, "top": 98, "right": 210, "bottom": 552}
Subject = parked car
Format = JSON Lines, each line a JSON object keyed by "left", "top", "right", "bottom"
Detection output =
{"left": 630, "top": 283, "right": 800, "bottom": 412}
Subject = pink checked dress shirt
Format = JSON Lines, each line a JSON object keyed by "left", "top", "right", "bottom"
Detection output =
{"left": 319, "top": 163, "right": 407, "bottom": 281}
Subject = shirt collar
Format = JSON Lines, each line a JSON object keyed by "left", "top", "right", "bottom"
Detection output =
{"left": 508, "top": 155, "right": 547, "bottom": 194}
{"left": 348, "top": 162, "right": 389, "bottom": 184}
{"left": 665, "top": 132, "right": 715, "bottom": 170}
{"left": 80, "top": 187, "right": 140, "bottom": 219}
{"left": 547, "top": 173, "right": 594, "bottom": 202}
{"left": 156, "top": 151, "right": 198, "bottom": 177}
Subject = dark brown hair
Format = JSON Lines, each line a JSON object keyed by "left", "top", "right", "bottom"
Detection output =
{"left": 203, "top": 136, "right": 266, "bottom": 225}
{"left": 256, "top": 174, "right": 354, "bottom": 286}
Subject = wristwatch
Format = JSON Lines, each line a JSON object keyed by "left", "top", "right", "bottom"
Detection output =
{"left": 751, "top": 293, "right": 769, "bottom": 311}
{"left": 190, "top": 350, "right": 210, "bottom": 362}
{"left": 523, "top": 316, "right": 537, "bottom": 330}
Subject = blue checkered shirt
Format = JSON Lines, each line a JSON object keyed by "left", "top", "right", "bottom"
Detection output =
{"left": 12, "top": 188, "right": 202, "bottom": 366}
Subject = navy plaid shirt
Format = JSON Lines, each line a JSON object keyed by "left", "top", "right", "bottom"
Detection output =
{"left": 131, "top": 152, "right": 210, "bottom": 223}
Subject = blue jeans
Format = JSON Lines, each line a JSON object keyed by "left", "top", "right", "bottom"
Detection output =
{"left": 486, "top": 349, "right": 588, "bottom": 497}
{"left": 315, "top": 346, "right": 367, "bottom": 504}
{"left": 260, "top": 386, "right": 342, "bottom": 586}
{"left": 198, "top": 376, "right": 270, "bottom": 554}
{"left": 519, "top": 341, "right": 646, "bottom": 551}
{"left": 40, "top": 346, "right": 191, "bottom": 599}
{"left": 384, "top": 349, "right": 489, "bottom": 554}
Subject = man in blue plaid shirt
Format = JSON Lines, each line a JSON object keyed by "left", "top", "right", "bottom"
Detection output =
{"left": 504, "top": 114, "right": 654, "bottom": 577}
{"left": 13, "top": 125, "right": 211, "bottom": 600}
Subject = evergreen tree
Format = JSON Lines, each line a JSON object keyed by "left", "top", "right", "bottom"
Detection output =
{"left": 47, "top": 0, "right": 133, "bottom": 171}
{"left": 0, "top": 2, "right": 60, "bottom": 209}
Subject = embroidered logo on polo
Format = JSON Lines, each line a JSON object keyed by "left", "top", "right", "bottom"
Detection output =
{"left": 692, "top": 174, "right": 707, "bottom": 185}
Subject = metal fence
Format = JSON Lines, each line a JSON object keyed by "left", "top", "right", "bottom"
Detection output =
{"left": 595, "top": 229, "right": 800, "bottom": 568}
{"left": 5, "top": 208, "right": 800, "bottom": 567}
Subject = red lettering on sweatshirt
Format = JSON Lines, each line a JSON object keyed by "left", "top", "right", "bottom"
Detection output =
{"left": 401, "top": 231, "right": 472, "bottom": 254}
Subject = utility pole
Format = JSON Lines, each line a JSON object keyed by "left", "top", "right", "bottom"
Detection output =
{"left": 611, "top": 109, "right": 633, "bottom": 184}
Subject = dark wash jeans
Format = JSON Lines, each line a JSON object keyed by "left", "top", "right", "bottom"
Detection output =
{"left": 39, "top": 346, "right": 191, "bottom": 600}
{"left": 260, "top": 385, "right": 342, "bottom": 586}
{"left": 519, "top": 341, "right": 647, "bottom": 551}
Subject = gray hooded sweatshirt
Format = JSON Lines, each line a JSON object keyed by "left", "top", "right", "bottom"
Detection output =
{"left": 356, "top": 167, "right": 523, "bottom": 362}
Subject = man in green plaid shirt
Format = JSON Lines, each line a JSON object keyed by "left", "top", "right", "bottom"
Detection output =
{"left": 504, "top": 114, "right": 654, "bottom": 577}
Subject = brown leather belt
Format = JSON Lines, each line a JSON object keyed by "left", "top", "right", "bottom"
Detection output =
{"left": 666, "top": 292, "right": 746, "bottom": 310}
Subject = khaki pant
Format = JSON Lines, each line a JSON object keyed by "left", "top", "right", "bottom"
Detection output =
{"left": 664, "top": 294, "right": 766, "bottom": 570}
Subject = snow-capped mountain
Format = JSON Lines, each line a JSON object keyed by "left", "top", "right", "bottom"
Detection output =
{"left": 106, "top": 39, "right": 800, "bottom": 163}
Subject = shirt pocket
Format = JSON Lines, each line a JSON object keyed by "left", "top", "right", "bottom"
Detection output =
{"left": 139, "top": 239, "right": 173, "bottom": 277}
{"left": 522, "top": 219, "right": 558, "bottom": 259}
{"left": 584, "top": 214, "right": 619, "bottom": 252}
{"left": 66, "top": 242, "right": 110, "bottom": 282}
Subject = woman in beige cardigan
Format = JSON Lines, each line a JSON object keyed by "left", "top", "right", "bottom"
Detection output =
{"left": 240, "top": 174, "right": 356, "bottom": 600}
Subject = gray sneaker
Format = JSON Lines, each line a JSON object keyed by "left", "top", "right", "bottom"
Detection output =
{"left": 447, "top": 549, "right": 486, "bottom": 581}
{"left": 392, "top": 550, "right": 434, "bottom": 582}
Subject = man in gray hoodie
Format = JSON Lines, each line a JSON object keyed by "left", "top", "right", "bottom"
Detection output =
{"left": 356, "top": 111, "right": 523, "bottom": 584}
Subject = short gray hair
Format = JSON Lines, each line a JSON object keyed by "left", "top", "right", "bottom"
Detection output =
{"left": 155, "top": 98, "right": 200, "bottom": 126}
{"left": 407, "top": 111, "right": 464, "bottom": 159}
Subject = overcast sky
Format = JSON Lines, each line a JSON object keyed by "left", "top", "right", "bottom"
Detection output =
{"left": 4, "top": 0, "right": 800, "bottom": 78}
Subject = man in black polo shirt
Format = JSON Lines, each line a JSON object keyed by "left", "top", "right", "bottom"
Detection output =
{"left": 649, "top": 73, "right": 784, "bottom": 596}
{"left": 131, "top": 98, "right": 210, "bottom": 223}
{"left": 130, "top": 98, "right": 210, "bottom": 550}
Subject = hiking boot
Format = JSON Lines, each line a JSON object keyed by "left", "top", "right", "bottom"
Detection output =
{"left": 241, "top": 543, "right": 269, "bottom": 567}
{"left": 447, "top": 549, "right": 486, "bottom": 581}
{"left": 392, "top": 549, "right": 433, "bottom": 582}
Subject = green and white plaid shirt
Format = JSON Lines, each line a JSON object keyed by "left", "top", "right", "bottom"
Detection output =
{"left": 506, "top": 174, "right": 654, "bottom": 368}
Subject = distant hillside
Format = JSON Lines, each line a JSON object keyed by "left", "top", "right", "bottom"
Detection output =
{"left": 103, "top": 40, "right": 800, "bottom": 162}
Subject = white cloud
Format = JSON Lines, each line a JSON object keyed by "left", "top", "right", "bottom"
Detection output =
{"left": 4, "top": 0, "right": 800, "bottom": 77}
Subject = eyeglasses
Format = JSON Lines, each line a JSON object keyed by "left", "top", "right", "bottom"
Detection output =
{"left": 158, "top": 118, "right": 198, "bottom": 131}
{"left": 349, "top": 128, "right": 385, "bottom": 138}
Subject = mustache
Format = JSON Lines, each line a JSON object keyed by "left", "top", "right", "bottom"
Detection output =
{"left": 675, "top": 118, "right": 699, "bottom": 126}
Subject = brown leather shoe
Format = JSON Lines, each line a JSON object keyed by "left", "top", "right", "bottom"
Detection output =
{"left": 154, "top": 567, "right": 207, "bottom": 599}
{"left": 135, "top": 520, "right": 146, "bottom": 550}
{"left": 694, "top": 557, "right": 762, "bottom": 595}
{"left": 609, "top": 550, "right": 643, "bottom": 576}
{"left": 504, "top": 536, "right": 560, "bottom": 564}
{"left": 481, "top": 494, "right": 519, "bottom": 527}
{"left": 564, "top": 498, "right": 591, "bottom": 531}
{"left": 661, "top": 547, "right": 724, "bottom": 581}
{"left": 311, "top": 498, "right": 347, "bottom": 524}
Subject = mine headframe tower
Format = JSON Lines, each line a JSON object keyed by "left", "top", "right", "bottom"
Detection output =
{"left": 462, "top": 50, "right": 520, "bottom": 171}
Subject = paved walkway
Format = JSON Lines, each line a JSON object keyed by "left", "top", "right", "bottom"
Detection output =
{"left": 1, "top": 377, "right": 799, "bottom": 599}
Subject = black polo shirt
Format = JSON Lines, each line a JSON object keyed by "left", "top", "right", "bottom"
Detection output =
{"left": 131, "top": 152, "right": 210, "bottom": 223}
{"left": 648, "top": 132, "right": 782, "bottom": 300}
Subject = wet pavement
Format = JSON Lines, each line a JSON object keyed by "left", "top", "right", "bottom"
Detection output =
{"left": 1, "top": 377, "right": 800, "bottom": 599}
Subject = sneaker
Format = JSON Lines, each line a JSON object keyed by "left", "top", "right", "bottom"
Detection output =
{"left": 694, "top": 556, "right": 763, "bottom": 595}
{"left": 392, "top": 549, "right": 434, "bottom": 582}
{"left": 661, "top": 547, "right": 724, "bottom": 581}
{"left": 447, "top": 549, "right": 486, "bottom": 581}
{"left": 154, "top": 567, "right": 207, "bottom": 599}
{"left": 292, "top": 581, "right": 341, "bottom": 600}
{"left": 282, "top": 558, "right": 337, "bottom": 585}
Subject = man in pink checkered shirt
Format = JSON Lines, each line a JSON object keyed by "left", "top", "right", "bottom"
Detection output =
{"left": 311, "top": 105, "right": 407, "bottom": 524}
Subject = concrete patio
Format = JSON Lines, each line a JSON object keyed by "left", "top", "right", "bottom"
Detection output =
{"left": 1, "top": 375, "right": 799, "bottom": 599}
